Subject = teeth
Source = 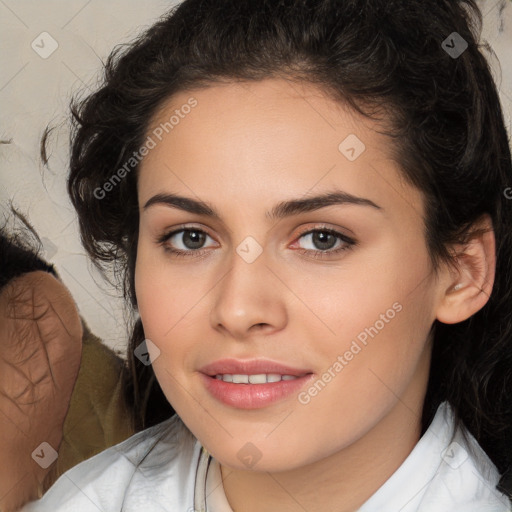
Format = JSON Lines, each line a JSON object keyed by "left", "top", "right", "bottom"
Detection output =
{"left": 214, "top": 373, "right": 299, "bottom": 384}
{"left": 249, "top": 374, "right": 267, "bottom": 384}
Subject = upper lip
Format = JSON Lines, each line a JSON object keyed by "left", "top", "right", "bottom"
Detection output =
{"left": 199, "top": 358, "right": 313, "bottom": 377}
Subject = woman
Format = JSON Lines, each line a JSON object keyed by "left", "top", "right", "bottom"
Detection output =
{"left": 21, "top": 0, "right": 512, "bottom": 510}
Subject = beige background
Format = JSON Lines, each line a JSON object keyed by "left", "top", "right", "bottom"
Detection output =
{"left": 0, "top": 0, "right": 511, "bottom": 355}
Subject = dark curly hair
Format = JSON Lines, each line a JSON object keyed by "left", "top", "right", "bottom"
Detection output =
{"left": 0, "top": 204, "right": 58, "bottom": 293}
{"left": 44, "top": 0, "right": 512, "bottom": 498}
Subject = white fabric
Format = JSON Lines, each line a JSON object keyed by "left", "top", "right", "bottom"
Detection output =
{"left": 20, "top": 402, "right": 511, "bottom": 512}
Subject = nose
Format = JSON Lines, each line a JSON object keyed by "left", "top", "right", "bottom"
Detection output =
{"left": 209, "top": 246, "right": 288, "bottom": 341}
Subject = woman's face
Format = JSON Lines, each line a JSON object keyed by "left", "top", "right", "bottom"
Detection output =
{"left": 135, "top": 78, "right": 447, "bottom": 471}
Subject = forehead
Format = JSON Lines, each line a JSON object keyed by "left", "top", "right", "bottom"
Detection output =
{"left": 144, "top": 77, "right": 388, "bottom": 155}
{"left": 138, "top": 78, "right": 422, "bottom": 221}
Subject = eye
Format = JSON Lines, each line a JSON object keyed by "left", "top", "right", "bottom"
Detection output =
{"left": 156, "top": 227, "right": 216, "bottom": 259}
{"left": 292, "top": 226, "right": 356, "bottom": 260}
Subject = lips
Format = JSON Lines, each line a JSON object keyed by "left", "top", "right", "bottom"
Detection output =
{"left": 199, "top": 358, "right": 312, "bottom": 378}
{"left": 199, "top": 358, "right": 315, "bottom": 409}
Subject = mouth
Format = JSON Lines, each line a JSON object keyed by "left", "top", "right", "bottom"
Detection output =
{"left": 199, "top": 358, "right": 314, "bottom": 409}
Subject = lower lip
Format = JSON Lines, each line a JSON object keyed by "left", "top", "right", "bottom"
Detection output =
{"left": 200, "top": 373, "right": 314, "bottom": 409}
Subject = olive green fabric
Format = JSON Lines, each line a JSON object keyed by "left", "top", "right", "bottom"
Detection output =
{"left": 38, "top": 317, "right": 134, "bottom": 496}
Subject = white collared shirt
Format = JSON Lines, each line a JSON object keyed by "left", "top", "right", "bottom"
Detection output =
{"left": 20, "top": 401, "right": 511, "bottom": 511}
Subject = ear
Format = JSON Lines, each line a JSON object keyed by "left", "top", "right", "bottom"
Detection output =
{"left": 435, "top": 214, "right": 496, "bottom": 325}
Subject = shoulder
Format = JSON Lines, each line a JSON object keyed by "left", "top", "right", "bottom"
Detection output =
{"left": 421, "top": 402, "right": 512, "bottom": 511}
{"left": 20, "top": 414, "right": 201, "bottom": 512}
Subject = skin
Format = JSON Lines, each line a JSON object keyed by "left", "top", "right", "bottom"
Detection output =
{"left": 0, "top": 271, "right": 83, "bottom": 512}
{"left": 134, "top": 78, "right": 495, "bottom": 511}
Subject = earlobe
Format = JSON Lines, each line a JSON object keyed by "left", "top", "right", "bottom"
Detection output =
{"left": 435, "top": 214, "right": 496, "bottom": 325}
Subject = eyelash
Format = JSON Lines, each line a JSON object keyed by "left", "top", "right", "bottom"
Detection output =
{"left": 155, "top": 225, "right": 357, "bottom": 260}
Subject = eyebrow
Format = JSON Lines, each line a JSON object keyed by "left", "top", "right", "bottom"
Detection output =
{"left": 142, "top": 189, "right": 382, "bottom": 221}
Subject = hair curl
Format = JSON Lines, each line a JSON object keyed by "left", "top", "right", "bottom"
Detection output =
{"left": 49, "top": 0, "right": 512, "bottom": 498}
{"left": 0, "top": 204, "right": 58, "bottom": 292}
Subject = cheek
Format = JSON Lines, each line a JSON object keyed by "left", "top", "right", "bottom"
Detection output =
{"left": 134, "top": 251, "right": 191, "bottom": 404}
{"left": 296, "top": 240, "right": 430, "bottom": 342}
{"left": 134, "top": 243, "right": 183, "bottom": 340}
{"left": 134, "top": 242, "right": 206, "bottom": 371}
{"left": 300, "top": 239, "right": 435, "bottom": 383}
